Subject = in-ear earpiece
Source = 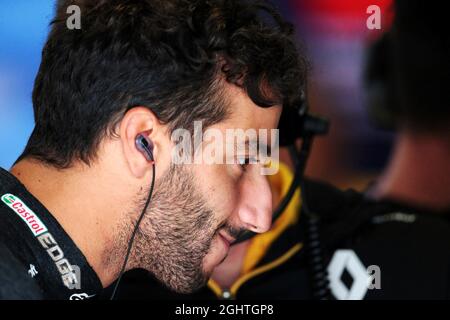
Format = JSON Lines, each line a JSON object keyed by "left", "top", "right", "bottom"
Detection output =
{"left": 135, "top": 134, "right": 154, "bottom": 162}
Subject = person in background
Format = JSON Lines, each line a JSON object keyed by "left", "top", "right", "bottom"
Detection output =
{"left": 365, "top": 0, "right": 450, "bottom": 214}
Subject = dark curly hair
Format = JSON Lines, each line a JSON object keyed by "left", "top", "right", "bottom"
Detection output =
{"left": 20, "top": 0, "right": 308, "bottom": 168}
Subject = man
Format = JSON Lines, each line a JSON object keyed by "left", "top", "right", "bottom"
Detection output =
{"left": 365, "top": 0, "right": 450, "bottom": 213}
{"left": 113, "top": 0, "right": 450, "bottom": 300}
{"left": 0, "top": 0, "right": 307, "bottom": 299}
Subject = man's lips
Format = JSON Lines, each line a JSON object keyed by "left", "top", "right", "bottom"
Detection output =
{"left": 218, "top": 230, "right": 236, "bottom": 247}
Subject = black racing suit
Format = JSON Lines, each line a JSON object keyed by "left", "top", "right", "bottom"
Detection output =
{"left": 106, "top": 179, "right": 450, "bottom": 300}
{"left": 0, "top": 168, "right": 102, "bottom": 300}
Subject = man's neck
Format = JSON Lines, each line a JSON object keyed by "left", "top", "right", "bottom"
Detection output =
{"left": 371, "top": 131, "right": 450, "bottom": 212}
{"left": 10, "top": 159, "right": 130, "bottom": 287}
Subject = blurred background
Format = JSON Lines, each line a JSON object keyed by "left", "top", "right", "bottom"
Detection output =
{"left": 0, "top": 0, "right": 394, "bottom": 191}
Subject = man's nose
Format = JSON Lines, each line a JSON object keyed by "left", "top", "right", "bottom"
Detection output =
{"left": 238, "top": 173, "right": 273, "bottom": 234}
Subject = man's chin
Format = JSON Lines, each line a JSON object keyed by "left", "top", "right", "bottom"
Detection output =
{"left": 165, "top": 272, "right": 209, "bottom": 295}
{"left": 166, "top": 252, "right": 223, "bottom": 294}
{"left": 150, "top": 235, "right": 228, "bottom": 294}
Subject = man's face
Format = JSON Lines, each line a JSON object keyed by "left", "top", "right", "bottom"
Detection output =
{"left": 132, "top": 84, "right": 281, "bottom": 293}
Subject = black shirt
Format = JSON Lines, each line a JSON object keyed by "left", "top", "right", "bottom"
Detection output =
{"left": 0, "top": 167, "right": 103, "bottom": 300}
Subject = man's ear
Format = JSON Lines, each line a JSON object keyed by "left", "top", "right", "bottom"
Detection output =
{"left": 119, "top": 107, "right": 160, "bottom": 178}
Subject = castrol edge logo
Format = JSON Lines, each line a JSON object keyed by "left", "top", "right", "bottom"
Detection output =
{"left": 1, "top": 193, "right": 48, "bottom": 236}
{"left": 1, "top": 193, "right": 79, "bottom": 290}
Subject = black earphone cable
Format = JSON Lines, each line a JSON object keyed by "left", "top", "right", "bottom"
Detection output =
{"left": 110, "top": 163, "right": 156, "bottom": 300}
